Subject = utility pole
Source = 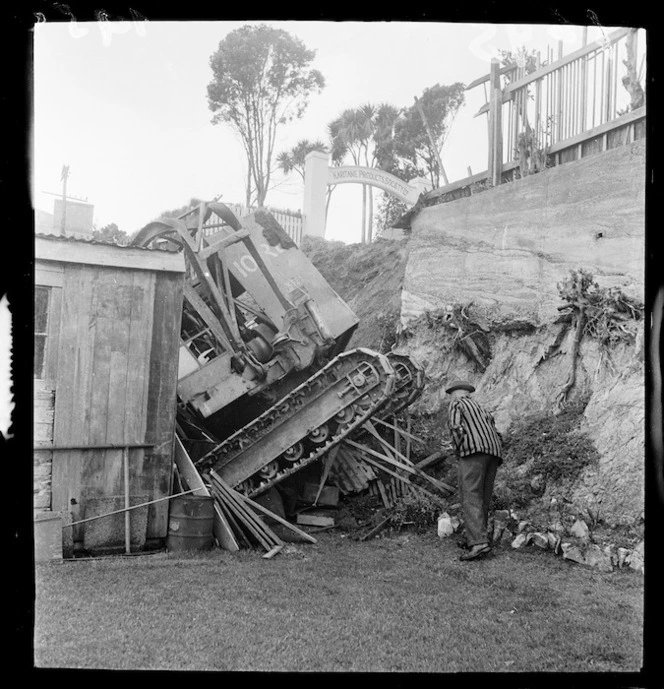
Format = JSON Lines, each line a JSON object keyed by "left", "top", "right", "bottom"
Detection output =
{"left": 60, "top": 164, "right": 70, "bottom": 236}
{"left": 414, "top": 96, "right": 449, "bottom": 187}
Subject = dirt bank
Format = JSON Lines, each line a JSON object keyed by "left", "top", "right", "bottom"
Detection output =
{"left": 302, "top": 236, "right": 644, "bottom": 529}
{"left": 302, "top": 236, "right": 408, "bottom": 352}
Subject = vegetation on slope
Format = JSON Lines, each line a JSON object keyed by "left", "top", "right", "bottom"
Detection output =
{"left": 301, "top": 236, "right": 409, "bottom": 352}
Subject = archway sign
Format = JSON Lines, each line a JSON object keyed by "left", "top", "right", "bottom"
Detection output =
{"left": 302, "top": 151, "right": 433, "bottom": 239}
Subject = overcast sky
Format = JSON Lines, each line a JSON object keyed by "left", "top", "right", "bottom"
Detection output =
{"left": 32, "top": 20, "right": 635, "bottom": 243}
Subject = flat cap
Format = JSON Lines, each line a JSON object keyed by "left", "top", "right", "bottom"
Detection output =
{"left": 445, "top": 379, "right": 476, "bottom": 394}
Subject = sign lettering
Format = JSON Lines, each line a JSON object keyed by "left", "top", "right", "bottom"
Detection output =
{"left": 327, "top": 166, "right": 419, "bottom": 204}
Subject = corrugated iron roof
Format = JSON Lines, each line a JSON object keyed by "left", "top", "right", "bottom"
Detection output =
{"left": 35, "top": 232, "right": 179, "bottom": 253}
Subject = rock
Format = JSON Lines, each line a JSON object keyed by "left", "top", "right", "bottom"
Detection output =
{"left": 626, "top": 541, "right": 644, "bottom": 573}
{"left": 492, "top": 521, "right": 505, "bottom": 543}
{"left": 569, "top": 519, "right": 590, "bottom": 540}
{"left": 562, "top": 544, "right": 587, "bottom": 565}
{"left": 494, "top": 509, "right": 510, "bottom": 522}
{"left": 584, "top": 544, "right": 614, "bottom": 572}
{"left": 632, "top": 539, "right": 645, "bottom": 558}
{"left": 627, "top": 553, "right": 644, "bottom": 573}
{"left": 500, "top": 528, "right": 515, "bottom": 544}
{"left": 548, "top": 521, "right": 565, "bottom": 536}
{"left": 604, "top": 545, "right": 618, "bottom": 567}
{"left": 511, "top": 533, "right": 529, "bottom": 549}
{"left": 437, "top": 513, "right": 455, "bottom": 538}
{"left": 617, "top": 547, "right": 630, "bottom": 568}
{"left": 530, "top": 532, "right": 549, "bottom": 549}
{"left": 517, "top": 520, "right": 532, "bottom": 534}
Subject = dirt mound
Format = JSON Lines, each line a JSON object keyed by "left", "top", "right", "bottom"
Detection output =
{"left": 301, "top": 236, "right": 409, "bottom": 352}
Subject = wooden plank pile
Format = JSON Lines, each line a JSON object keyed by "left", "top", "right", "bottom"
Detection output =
{"left": 208, "top": 471, "right": 316, "bottom": 558}
{"left": 174, "top": 432, "right": 316, "bottom": 556}
{"left": 368, "top": 475, "right": 419, "bottom": 509}
{"left": 171, "top": 413, "right": 453, "bottom": 553}
{"left": 331, "top": 418, "right": 454, "bottom": 507}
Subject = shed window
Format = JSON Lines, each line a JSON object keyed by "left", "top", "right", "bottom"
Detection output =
{"left": 34, "top": 286, "right": 50, "bottom": 378}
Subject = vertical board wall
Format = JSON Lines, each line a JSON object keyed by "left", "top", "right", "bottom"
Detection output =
{"left": 50, "top": 262, "right": 183, "bottom": 542}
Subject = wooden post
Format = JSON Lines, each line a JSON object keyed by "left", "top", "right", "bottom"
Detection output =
{"left": 123, "top": 446, "right": 131, "bottom": 554}
{"left": 488, "top": 59, "right": 503, "bottom": 187}
{"left": 361, "top": 184, "right": 367, "bottom": 244}
{"left": 60, "top": 164, "right": 70, "bottom": 236}
{"left": 556, "top": 41, "right": 564, "bottom": 142}
{"left": 605, "top": 51, "right": 613, "bottom": 125}
{"left": 405, "top": 415, "right": 412, "bottom": 463}
{"left": 580, "top": 26, "right": 588, "bottom": 135}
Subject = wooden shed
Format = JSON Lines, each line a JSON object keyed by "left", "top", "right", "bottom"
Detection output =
{"left": 34, "top": 234, "right": 185, "bottom": 555}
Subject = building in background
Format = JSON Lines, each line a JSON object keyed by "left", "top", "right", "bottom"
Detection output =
{"left": 52, "top": 198, "right": 94, "bottom": 238}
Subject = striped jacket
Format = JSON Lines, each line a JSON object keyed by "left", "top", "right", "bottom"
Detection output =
{"left": 448, "top": 396, "right": 503, "bottom": 462}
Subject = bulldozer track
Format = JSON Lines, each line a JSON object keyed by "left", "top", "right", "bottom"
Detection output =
{"left": 195, "top": 348, "right": 397, "bottom": 497}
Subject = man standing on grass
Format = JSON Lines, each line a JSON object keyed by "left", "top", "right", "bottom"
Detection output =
{"left": 445, "top": 380, "right": 503, "bottom": 561}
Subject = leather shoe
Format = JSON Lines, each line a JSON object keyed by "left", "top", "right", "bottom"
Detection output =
{"left": 459, "top": 543, "right": 492, "bottom": 561}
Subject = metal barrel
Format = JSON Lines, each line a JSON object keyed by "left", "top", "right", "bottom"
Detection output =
{"left": 166, "top": 495, "right": 215, "bottom": 551}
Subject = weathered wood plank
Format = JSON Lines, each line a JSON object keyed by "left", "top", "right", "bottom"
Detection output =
{"left": 52, "top": 266, "right": 94, "bottom": 516}
{"left": 44, "top": 286, "right": 62, "bottom": 385}
{"left": 35, "top": 261, "right": 64, "bottom": 287}
{"left": 144, "top": 271, "right": 182, "bottom": 539}
{"left": 296, "top": 512, "right": 335, "bottom": 528}
{"left": 211, "top": 473, "right": 317, "bottom": 544}
{"left": 35, "top": 236, "right": 185, "bottom": 273}
{"left": 88, "top": 273, "right": 115, "bottom": 445}
{"left": 502, "top": 27, "right": 631, "bottom": 96}
{"left": 34, "top": 422, "right": 55, "bottom": 443}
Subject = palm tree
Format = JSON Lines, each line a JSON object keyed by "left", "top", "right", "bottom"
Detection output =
{"left": 328, "top": 103, "right": 401, "bottom": 242}
{"left": 277, "top": 139, "right": 328, "bottom": 181}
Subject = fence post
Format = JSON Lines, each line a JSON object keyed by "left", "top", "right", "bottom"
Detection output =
{"left": 488, "top": 58, "right": 503, "bottom": 187}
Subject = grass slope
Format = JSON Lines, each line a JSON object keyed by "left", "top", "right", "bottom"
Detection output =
{"left": 34, "top": 532, "right": 643, "bottom": 672}
{"left": 301, "top": 236, "right": 409, "bottom": 352}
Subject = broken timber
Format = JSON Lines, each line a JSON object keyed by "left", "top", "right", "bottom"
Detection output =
{"left": 209, "top": 472, "right": 284, "bottom": 551}
{"left": 210, "top": 470, "right": 317, "bottom": 545}
{"left": 345, "top": 438, "right": 454, "bottom": 494}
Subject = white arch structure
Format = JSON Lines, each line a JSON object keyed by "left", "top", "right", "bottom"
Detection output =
{"left": 302, "top": 151, "right": 433, "bottom": 238}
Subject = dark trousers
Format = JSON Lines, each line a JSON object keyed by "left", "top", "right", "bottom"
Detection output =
{"left": 458, "top": 452, "right": 500, "bottom": 546}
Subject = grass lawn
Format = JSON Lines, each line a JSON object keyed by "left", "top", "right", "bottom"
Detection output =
{"left": 34, "top": 531, "right": 643, "bottom": 672}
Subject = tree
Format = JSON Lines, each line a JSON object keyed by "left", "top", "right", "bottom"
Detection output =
{"left": 392, "top": 83, "right": 466, "bottom": 188}
{"left": 91, "top": 222, "right": 129, "bottom": 245}
{"left": 207, "top": 24, "right": 325, "bottom": 207}
{"left": 328, "top": 103, "right": 401, "bottom": 242}
{"left": 326, "top": 86, "right": 465, "bottom": 240}
{"left": 277, "top": 139, "right": 328, "bottom": 181}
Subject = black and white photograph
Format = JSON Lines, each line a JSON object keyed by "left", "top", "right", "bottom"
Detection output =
{"left": 13, "top": 10, "right": 659, "bottom": 678}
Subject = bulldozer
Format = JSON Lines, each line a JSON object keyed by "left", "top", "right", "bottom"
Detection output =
{"left": 132, "top": 201, "right": 425, "bottom": 499}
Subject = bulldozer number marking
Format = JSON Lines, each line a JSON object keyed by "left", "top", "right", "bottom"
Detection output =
{"left": 233, "top": 243, "right": 286, "bottom": 277}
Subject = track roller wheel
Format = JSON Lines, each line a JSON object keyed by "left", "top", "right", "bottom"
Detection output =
{"left": 308, "top": 424, "right": 330, "bottom": 444}
{"left": 282, "top": 442, "right": 304, "bottom": 463}
{"left": 258, "top": 461, "right": 279, "bottom": 480}
{"left": 237, "top": 478, "right": 256, "bottom": 495}
{"left": 352, "top": 397, "right": 374, "bottom": 418}
{"left": 334, "top": 407, "right": 354, "bottom": 426}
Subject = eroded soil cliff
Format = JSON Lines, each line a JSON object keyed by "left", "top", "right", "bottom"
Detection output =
{"left": 302, "top": 236, "right": 645, "bottom": 529}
